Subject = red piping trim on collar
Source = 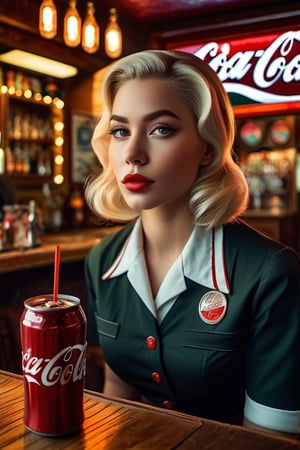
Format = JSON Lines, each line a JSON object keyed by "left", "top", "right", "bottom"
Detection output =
{"left": 212, "top": 227, "right": 230, "bottom": 292}
{"left": 211, "top": 228, "right": 219, "bottom": 290}
{"left": 222, "top": 232, "right": 230, "bottom": 292}
{"left": 102, "top": 237, "right": 130, "bottom": 280}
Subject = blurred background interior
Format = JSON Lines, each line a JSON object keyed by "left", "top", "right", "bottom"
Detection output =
{"left": 0, "top": 0, "right": 300, "bottom": 389}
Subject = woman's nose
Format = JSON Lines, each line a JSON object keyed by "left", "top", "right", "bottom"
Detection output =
{"left": 125, "top": 155, "right": 147, "bottom": 165}
{"left": 124, "top": 137, "right": 148, "bottom": 166}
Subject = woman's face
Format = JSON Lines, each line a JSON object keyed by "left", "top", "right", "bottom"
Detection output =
{"left": 107, "top": 78, "right": 212, "bottom": 213}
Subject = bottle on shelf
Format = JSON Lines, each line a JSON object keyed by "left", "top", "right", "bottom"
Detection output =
{"left": 25, "top": 200, "right": 41, "bottom": 248}
{"left": 5, "top": 146, "right": 15, "bottom": 175}
{"left": 67, "top": 188, "right": 85, "bottom": 228}
{"left": 2, "top": 205, "right": 16, "bottom": 250}
{"left": 42, "top": 183, "right": 64, "bottom": 232}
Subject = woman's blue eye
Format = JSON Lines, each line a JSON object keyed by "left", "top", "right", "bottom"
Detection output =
{"left": 154, "top": 126, "right": 176, "bottom": 136}
{"left": 157, "top": 127, "right": 169, "bottom": 134}
{"left": 109, "top": 127, "right": 129, "bottom": 138}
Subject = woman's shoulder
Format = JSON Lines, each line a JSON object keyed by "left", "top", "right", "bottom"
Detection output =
{"left": 224, "top": 219, "right": 300, "bottom": 284}
{"left": 224, "top": 218, "right": 300, "bottom": 264}
{"left": 225, "top": 219, "right": 285, "bottom": 249}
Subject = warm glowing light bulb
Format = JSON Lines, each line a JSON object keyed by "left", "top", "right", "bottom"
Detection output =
{"left": 54, "top": 174, "right": 64, "bottom": 184}
{"left": 43, "top": 95, "right": 52, "bottom": 104}
{"left": 82, "top": 2, "right": 99, "bottom": 54}
{"left": 54, "top": 98, "right": 65, "bottom": 109}
{"left": 54, "top": 121, "right": 64, "bottom": 132}
{"left": 55, "top": 137, "right": 64, "bottom": 146}
{"left": 39, "top": 0, "right": 57, "bottom": 39}
{"left": 55, "top": 155, "right": 64, "bottom": 165}
{"left": 64, "top": 0, "right": 81, "bottom": 47}
{"left": 24, "top": 89, "right": 32, "bottom": 99}
{"left": 34, "top": 93, "right": 42, "bottom": 101}
{"left": 105, "top": 8, "right": 122, "bottom": 59}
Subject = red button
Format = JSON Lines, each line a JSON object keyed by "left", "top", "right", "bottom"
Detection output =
{"left": 151, "top": 372, "right": 162, "bottom": 383}
{"left": 163, "top": 400, "right": 173, "bottom": 409}
{"left": 146, "top": 336, "right": 157, "bottom": 350}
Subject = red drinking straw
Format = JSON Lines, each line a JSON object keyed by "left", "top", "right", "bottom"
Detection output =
{"left": 53, "top": 245, "right": 61, "bottom": 303}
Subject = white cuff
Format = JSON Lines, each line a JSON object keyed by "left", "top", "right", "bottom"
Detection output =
{"left": 244, "top": 393, "right": 300, "bottom": 433}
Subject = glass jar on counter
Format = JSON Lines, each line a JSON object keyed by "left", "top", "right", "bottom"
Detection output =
{"left": 2, "top": 205, "right": 26, "bottom": 250}
{"left": 1, "top": 203, "right": 41, "bottom": 251}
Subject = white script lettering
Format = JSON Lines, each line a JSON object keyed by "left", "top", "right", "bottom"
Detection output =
{"left": 195, "top": 31, "right": 300, "bottom": 89}
{"left": 22, "top": 342, "right": 87, "bottom": 387}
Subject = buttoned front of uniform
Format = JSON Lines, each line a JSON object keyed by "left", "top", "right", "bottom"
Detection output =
{"left": 146, "top": 336, "right": 157, "bottom": 350}
{"left": 86, "top": 219, "right": 300, "bottom": 431}
{"left": 93, "top": 276, "right": 177, "bottom": 409}
{"left": 152, "top": 372, "right": 162, "bottom": 383}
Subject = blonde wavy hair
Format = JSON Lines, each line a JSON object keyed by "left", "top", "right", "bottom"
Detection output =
{"left": 85, "top": 49, "right": 249, "bottom": 227}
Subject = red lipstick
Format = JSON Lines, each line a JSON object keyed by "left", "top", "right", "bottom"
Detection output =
{"left": 121, "top": 174, "right": 154, "bottom": 192}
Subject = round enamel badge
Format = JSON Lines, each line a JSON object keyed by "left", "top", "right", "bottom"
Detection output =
{"left": 198, "top": 291, "right": 227, "bottom": 324}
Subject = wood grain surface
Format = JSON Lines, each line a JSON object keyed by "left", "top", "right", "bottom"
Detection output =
{"left": 0, "top": 370, "right": 299, "bottom": 449}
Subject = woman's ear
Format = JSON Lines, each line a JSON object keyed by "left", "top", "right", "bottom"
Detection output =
{"left": 200, "top": 144, "right": 214, "bottom": 167}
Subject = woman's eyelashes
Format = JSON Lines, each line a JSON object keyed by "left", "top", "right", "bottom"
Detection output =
{"left": 150, "top": 124, "right": 177, "bottom": 137}
{"left": 109, "top": 126, "right": 130, "bottom": 138}
{"left": 109, "top": 123, "right": 178, "bottom": 139}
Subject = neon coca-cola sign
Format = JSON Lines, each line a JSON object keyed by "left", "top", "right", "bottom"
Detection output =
{"left": 176, "top": 30, "right": 300, "bottom": 104}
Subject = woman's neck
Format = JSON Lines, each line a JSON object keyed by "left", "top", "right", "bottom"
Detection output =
{"left": 142, "top": 208, "right": 193, "bottom": 250}
{"left": 140, "top": 205, "right": 194, "bottom": 297}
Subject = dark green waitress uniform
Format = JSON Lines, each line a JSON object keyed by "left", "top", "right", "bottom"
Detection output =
{"left": 85, "top": 218, "right": 300, "bottom": 432}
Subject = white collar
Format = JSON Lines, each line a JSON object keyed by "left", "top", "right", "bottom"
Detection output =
{"left": 102, "top": 218, "right": 230, "bottom": 294}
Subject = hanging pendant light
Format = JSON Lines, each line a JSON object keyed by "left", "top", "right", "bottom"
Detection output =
{"left": 38, "top": 1, "right": 123, "bottom": 58}
{"left": 63, "top": 0, "right": 82, "bottom": 47}
{"left": 39, "top": 0, "right": 57, "bottom": 39}
{"left": 82, "top": 2, "right": 100, "bottom": 54}
{"left": 105, "top": 8, "right": 122, "bottom": 59}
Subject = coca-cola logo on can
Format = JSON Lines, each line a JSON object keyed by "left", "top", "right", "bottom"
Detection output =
{"left": 22, "top": 342, "right": 87, "bottom": 387}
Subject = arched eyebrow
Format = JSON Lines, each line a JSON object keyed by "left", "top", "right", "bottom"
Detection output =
{"left": 110, "top": 109, "right": 180, "bottom": 123}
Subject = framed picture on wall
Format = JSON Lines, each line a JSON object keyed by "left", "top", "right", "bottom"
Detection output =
{"left": 71, "top": 111, "right": 99, "bottom": 183}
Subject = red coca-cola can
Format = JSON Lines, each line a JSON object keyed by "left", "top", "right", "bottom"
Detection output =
{"left": 20, "top": 294, "right": 87, "bottom": 436}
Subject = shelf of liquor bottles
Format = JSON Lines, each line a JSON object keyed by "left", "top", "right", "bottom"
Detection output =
{"left": 0, "top": 65, "right": 65, "bottom": 186}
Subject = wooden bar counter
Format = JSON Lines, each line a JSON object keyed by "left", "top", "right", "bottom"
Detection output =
{"left": 0, "top": 225, "right": 122, "bottom": 273}
{"left": 0, "top": 370, "right": 299, "bottom": 449}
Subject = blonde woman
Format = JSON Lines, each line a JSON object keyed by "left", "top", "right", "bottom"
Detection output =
{"left": 85, "top": 50, "right": 300, "bottom": 439}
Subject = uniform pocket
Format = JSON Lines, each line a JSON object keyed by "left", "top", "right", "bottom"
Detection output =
{"left": 95, "top": 314, "right": 120, "bottom": 339}
{"left": 183, "top": 328, "right": 248, "bottom": 352}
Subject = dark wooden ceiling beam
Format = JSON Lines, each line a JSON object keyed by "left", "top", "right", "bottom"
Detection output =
{"left": 0, "top": 22, "right": 110, "bottom": 74}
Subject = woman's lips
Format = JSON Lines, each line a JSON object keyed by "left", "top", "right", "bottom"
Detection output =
{"left": 121, "top": 174, "right": 154, "bottom": 192}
